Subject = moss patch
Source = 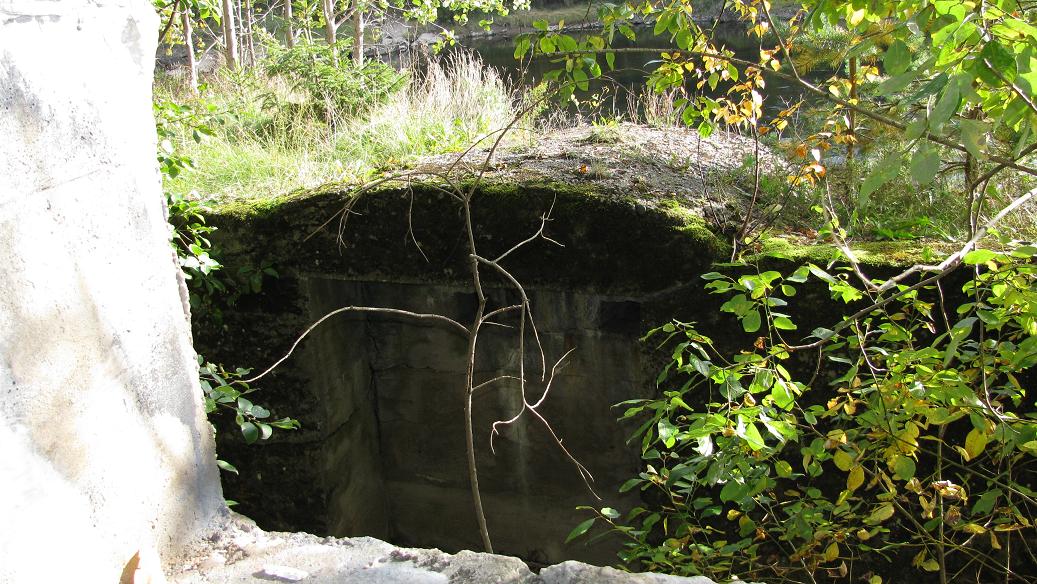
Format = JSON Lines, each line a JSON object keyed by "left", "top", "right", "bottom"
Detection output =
{"left": 752, "top": 235, "right": 958, "bottom": 268}
{"left": 207, "top": 176, "right": 729, "bottom": 295}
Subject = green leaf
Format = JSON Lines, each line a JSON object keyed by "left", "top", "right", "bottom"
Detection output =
{"left": 720, "top": 480, "right": 747, "bottom": 503}
{"left": 216, "top": 459, "right": 239, "bottom": 474}
{"left": 514, "top": 37, "right": 531, "bottom": 59}
{"left": 742, "top": 422, "right": 765, "bottom": 451}
{"left": 972, "top": 489, "right": 1001, "bottom": 515}
{"left": 876, "top": 71, "right": 916, "bottom": 96}
{"left": 566, "top": 518, "right": 596, "bottom": 543}
{"left": 960, "top": 119, "right": 988, "bottom": 159}
{"left": 774, "top": 316, "right": 797, "bottom": 330}
{"left": 771, "top": 380, "right": 795, "bottom": 410}
{"left": 619, "top": 478, "right": 642, "bottom": 493}
{"left": 893, "top": 455, "right": 916, "bottom": 481}
{"left": 884, "top": 40, "right": 911, "bottom": 75}
{"left": 910, "top": 144, "right": 941, "bottom": 185}
{"left": 658, "top": 419, "right": 678, "bottom": 448}
{"left": 573, "top": 68, "right": 589, "bottom": 91}
{"left": 963, "top": 249, "right": 998, "bottom": 265}
{"left": 557, "top": 34, "right": 578, "bottom": 53}
{"left": 240, "top": 422, "right": 259, "bottom": 444}
{"left": 742, "top": 310, "right": 762, "bottom": 333}
{"left": 833, "top": 449, "right": 854, "bottom": 471}
{"left": 929, "top": 82, "right": 960, "bottom": 131}
{"left": 861, "top": 152, "right": 903, "bottom": 199}
{"left": 979, "top": 41, "right": 1017, "bottom": 84}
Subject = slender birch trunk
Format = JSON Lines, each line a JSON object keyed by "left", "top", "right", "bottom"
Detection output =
{"left": 322, "top": 0, "right": 339, "bottom": 66}
{"left": 284, "top": 0, "right": 294, "bottom": 48}
{"left": 181, "top": 9, "right": 198, "bottom": 94}
{"left": 221, "top": 0, "right": 238, "bottom": 69}
{"left": 352, "top": 0, "right": 364, "bottom": 67}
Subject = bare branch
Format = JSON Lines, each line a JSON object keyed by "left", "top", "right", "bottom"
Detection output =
{"left": 242, "top": 306, "right": 468, "bottom": 384}
{"left": 787, "top": 187, "right": 1036, "bottom": 351}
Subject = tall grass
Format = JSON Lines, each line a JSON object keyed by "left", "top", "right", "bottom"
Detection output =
{"left": 334, "top": 50, "right": 514, "bottom": 172}
{"left": 157, "top": 50, "right": 516, "bottom": 202}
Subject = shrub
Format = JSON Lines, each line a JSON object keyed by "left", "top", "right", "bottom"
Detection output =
{"left": 263, "top": 38, "right": 406, "bottom": 125}
{"left": 575, "top": 246, "right": 1037, "bottom": 583}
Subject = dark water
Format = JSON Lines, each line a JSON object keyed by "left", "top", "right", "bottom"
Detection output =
{"left": 457, "top": 23, "right": 824, "bottom": 119}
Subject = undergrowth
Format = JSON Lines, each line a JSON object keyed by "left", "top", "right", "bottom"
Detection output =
{"left": 155, "top": 47, "right": 516, "bottom": 202}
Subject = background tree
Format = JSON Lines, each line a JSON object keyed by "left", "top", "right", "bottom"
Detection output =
{"left": 221, "top": 0, "right": 239, "bottom": 69}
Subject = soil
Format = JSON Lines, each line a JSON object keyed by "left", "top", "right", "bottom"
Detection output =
{"left": 412, "top": 122, "right": 784, "bottom": 222}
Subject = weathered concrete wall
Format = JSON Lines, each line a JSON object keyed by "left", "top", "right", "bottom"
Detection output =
{"left": 0, "top": 1, "right": 224, "bottom": 580}
{"left": 195, "top": 184, "right": 728, "bottom": 565}
{"left": 308, "top": 280, "right": 648, "bottom": 564}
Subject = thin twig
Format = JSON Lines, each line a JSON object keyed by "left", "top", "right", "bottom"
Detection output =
{"left": 242, "top": 306, "right": 467, "bottom": 384}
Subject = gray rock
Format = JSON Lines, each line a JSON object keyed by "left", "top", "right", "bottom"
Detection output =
{"left": 540, "top": 561, "right": 717, "bottom": 583}
{"left": 171, "top": 518, "right": 750, "bottom": 584}
{"left": 257, "top": 565, "right": 310, "bottom": 581}
{"left": 0, "top": 0, "right": 222, "bottom": 580}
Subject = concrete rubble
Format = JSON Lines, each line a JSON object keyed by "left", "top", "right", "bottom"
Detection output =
{"left": 172, "top": 515, "right": 730, "bottom": 584}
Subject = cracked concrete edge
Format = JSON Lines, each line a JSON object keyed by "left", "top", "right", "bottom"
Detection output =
{"left": 170, "top": 513, "right": 759, "bottom": 584}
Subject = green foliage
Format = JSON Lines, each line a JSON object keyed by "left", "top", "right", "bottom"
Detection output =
{"left": 577, "top": 246, "right": 1037, "bottom": 581}
{"left": 263, "top": 37, "right": 407, "bottom": 123}
{"left": 157, "top": 50, "right": 515, "bottom": 201}
{"left": 519, "top": 0, "right": 1037, "bottom": 247}
{"left": 155, "top": 95, "right": 298, "bottom": 464}
{"left": 155, "top": 98, "right": 227, "bottom": 304}
{"left": 200, "top": 360, "right": 301, "bottom": 453}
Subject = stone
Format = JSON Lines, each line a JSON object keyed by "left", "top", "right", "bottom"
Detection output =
{"left": 257, "top": 565, "right": 310, "bottom": 582}
{"left": 0, "top": 0, "right": 223, "bottom": 580}
{"left": 169, "top": 522, "right": 733, "bottom": 584}
{"left": 540, "top": 561, "right": 718, "bottom": 584}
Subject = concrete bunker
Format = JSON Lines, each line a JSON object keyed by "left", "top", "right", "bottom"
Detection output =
{"left": 196, "top": 181, "right": 730, "bottom": 565}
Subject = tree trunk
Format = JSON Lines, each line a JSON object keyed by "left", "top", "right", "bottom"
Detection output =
{"left": 284, "top": 0, "right": 294, "bottom": 48}
{"left": 352, "top": 0, "right": 364, "bottom": 67}
{"left": 221, "top": 0, "right": 238, "bottom": 69}
{"left": 241, "top": 0, "right": 255, "bottom": 68}
{"left": 182, "top": 9, "right": 198, "bottom": 94}
{"left": 847, "top": 56, "right": 857, "bottom": 162}
{"left": 322, "top": 0, "right": 338, "bottom": 66}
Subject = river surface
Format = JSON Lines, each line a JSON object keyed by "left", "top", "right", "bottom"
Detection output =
{"left": 448, "top": 23, "right": 826, "bottom": 119}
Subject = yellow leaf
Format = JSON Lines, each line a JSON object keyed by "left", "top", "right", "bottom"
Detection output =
{"left": 959, "top": 522, "right": 986, "bottom": 534}
{"left": 865, "top": 502, "right": 895, "bottom": 525}
{"left": 991, "top": 531, "right": 1002, "bottom": 550}
{"left": 847, "top": 465, "right": 865, "bottom": 491}
{"left": 965, "top": 428, "right": 988, "bottom": 460}
{"left": 833, "top": 449, "right": 853, "bottom": 471}
{"left": 824, "top": 541, "right": 839, "bottom": 562}
{"left": 954, "top": 445, "right": 972, "bottom": 462}
{"left": 869, "top": 577, "right": 882, "bottom": 584}
{"left": 848, "top": 7, "right": 867, "bottom": 26}
{"left": 912, "top": 550, "right": 940, "bottom": 572}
